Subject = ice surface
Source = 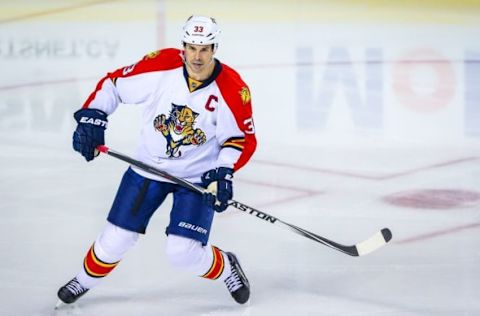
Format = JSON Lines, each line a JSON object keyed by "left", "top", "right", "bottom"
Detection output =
{"left": 0, "top": 1, "right": 479, "bottom": 315}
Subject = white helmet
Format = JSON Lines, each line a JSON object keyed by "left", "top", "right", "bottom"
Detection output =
{"left": 181, "top": 15, "right": 221, "bottom": 49}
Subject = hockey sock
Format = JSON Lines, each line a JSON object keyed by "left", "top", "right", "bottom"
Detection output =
{"left": 201, "top": 246, "right": 229, "bottom": 280}
{"left": 82, "top": 243, "right": 120, "bottom": 279}
{"left": 165, "top": 234, "right": 232, "bottom": 280}
{"left": 76, "top": 222, "right": 139, "bottom": 289}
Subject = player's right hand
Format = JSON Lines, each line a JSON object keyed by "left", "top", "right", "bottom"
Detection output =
{"left": 201, "top": 167, "right": 234, "bottom": 212}
{"left": 72, "top": 108, "right": 108, "bottom": 162}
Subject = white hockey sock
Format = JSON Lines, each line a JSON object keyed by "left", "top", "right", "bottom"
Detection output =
{"left": 165, "top": 234, "right": 232, "bottom": 280}
{"left": 76, "top": 222, "right": 139, "bottom": 289}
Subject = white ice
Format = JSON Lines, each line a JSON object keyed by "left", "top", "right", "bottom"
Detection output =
{"left": 0, "top": 1, "right": 479, "bottom": 315}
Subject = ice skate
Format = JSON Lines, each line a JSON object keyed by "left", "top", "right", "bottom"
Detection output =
{"left": 56, "top": 277, "right": 89, "bottom": 306}
{"left": 224, "top": 252, "right": 250, "bottom": 304}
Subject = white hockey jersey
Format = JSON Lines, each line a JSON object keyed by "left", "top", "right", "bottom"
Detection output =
{"left": 81, "top": 48, "right": 257, "bottom": 183}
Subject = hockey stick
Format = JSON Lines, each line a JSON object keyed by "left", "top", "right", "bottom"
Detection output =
{"left": 96, "top": 145, "right": 392, "bottom": 257}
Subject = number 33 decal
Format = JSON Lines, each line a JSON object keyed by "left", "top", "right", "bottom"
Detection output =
{"left": 193, "top": 26, "right": 204, "bottom": 32}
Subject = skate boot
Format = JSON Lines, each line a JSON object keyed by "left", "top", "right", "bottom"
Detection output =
{"left": 57, "top": 277, "right": 89, "bottom": 304}
{"left": 224, "top": 252, "right": 250, "bottom": 304}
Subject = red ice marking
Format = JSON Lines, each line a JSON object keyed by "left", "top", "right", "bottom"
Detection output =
{"left": 396, "top": 222, "right": 480, "bottom": 244}
{"left": 253, "top": 157, "right": 479, "bottom": 181}
{"left": 383, "top": 189, "right": 480, "bottom": 209}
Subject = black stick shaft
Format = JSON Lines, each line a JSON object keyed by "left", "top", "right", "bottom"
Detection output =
{"left": 96, "top": 145, "right": 392, "bottom": 257}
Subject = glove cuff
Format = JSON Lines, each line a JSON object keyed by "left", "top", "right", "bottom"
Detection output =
{"left": 201, "top": 167, "right": 233, "bottom": 185}
{"left": 74, "top": 108, "right": 108, "bottom": 129}
{"left": 216, "top": 167, "right": 234, "bottom": 181}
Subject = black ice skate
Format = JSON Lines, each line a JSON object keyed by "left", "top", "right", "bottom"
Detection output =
{"left": 224, "top": 252, "right": 250, "bottom": 304}
{"left": 57, "top": 277, "right": 89, "bottom": 305}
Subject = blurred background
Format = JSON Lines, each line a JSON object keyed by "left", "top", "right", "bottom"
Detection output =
{"left": 2, "top": 0, "right": 480, "bottom": 148}
{"left": 0, "top": 1, "right": 479, "bottom": 315}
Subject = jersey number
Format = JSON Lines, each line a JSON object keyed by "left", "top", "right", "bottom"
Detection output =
{"left": 122, "top": 63, "right": 136, "bottom": 76}
{"left": 244, "top": 118, "right": 255, "bottom": 134}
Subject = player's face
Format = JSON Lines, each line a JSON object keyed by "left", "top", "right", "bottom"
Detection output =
{"left": 184, "top": 43, "right": 215, "bottom": 79}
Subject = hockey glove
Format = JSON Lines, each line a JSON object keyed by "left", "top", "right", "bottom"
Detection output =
{"left": 72, "top": 108, "right": 108, "bottom": 162}
{"left": 201, "top": 167, "right": 234, "bottom": 212}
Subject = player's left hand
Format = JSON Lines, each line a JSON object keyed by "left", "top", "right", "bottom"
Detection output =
{"left": 72, "top": 108, "right": 108, "bottom": 162}
{"left": 201, "top": 167, "right": 233, "bottom": 212}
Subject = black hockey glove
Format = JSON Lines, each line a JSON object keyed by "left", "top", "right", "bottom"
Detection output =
{"left": 201, "top": 167, "right": 234, "bottom": 212}
{"left": 72, "top": 108, "right": 108, "bottom": 162}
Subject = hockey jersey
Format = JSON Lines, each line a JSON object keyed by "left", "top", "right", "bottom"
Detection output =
{"left": 81, "top": 48, "right": 257, "bottom": 183}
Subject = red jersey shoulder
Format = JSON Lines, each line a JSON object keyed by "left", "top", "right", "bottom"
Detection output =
{"left": 216, "top": 63, "right": 252, "bottom": 108}
{"left": 113, "top": 48, "right": 184, "bottom": 79}
{"left": 141, "top": 48, "right": 183, "bottom": 66}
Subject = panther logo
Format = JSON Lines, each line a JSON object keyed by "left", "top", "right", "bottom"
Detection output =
{"left": 153, "top": 103, "right": 206, "bottom": 158}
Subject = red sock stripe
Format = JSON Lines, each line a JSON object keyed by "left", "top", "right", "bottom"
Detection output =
{"left": 202, "top": 246, "right": 225, "bottom": 280}
{"left": 83, "top": 245, "right": 119, "bottom": 278}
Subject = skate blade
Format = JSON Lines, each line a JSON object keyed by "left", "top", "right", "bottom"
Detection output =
{"left": 54, "top": 299, "right": 65, "bottom": 310}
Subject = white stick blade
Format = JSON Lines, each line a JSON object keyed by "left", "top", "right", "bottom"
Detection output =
{"left": 356, "top": 228, "right": 392, "bottom": 256}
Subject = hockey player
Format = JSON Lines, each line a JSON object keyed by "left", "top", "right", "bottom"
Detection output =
{"left": 56, "top": 15, "right": 256, "bottom": 306}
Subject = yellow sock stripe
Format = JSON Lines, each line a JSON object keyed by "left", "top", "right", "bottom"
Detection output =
{"left": 83, "top": 258, "right": 107, "bottom": 278}
{"left": 89, "top": 246, "right": 119, "bottom": 268}
{"left": 201, "top": 247, "right": 218, "bottom": 279}
{"left": 83, "top": 245, "right": 119, "bottom": 278}
{"left": 201, "top": 246, "right": 225, "bottom": 280}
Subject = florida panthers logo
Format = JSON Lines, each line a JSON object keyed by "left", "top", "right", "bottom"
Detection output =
{"left": 153, "top": 103, "right": 206, "bottom": 158}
